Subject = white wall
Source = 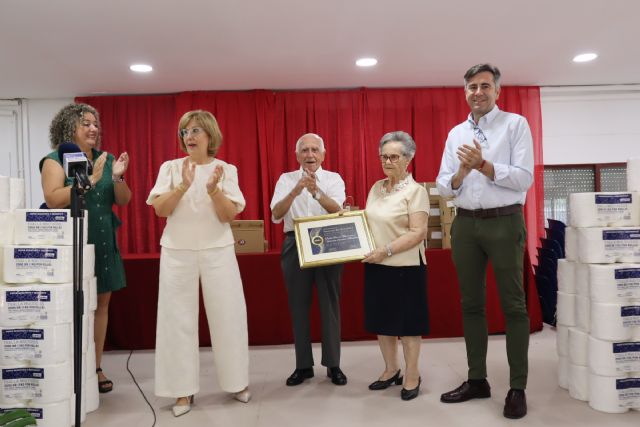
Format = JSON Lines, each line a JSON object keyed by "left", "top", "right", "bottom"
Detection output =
{"left": 9, "top": 86, "right": 640, "bottom": 208}
{"left": 541, "top": 85, "right": 640, "bottom": 165}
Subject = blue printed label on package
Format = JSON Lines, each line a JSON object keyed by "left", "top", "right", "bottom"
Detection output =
{"left": 615, "top": 268, "right": 640, "bottom": 280}
{"left": 1, "top": 368, "right": 44, "bottom": 380}
{"left": 5, "top": 291, "right": 51, "bottom": 303}
{"left": 25, "top": 212, "right": 68, "bottom": 222}
{"left": 616, "top": 378, "right": 640, "bottom": 390}
{"left": 621, "top": 306, "right": 640, "bottom": 317}
{"left": 13, "top": 248, "right": 58, "bottom": 259}
{"left": 613, "top": 342, "right": 640, "bottom": 353}
{"left": 1, "top": 329, "right": 44, "bottom": 340}
{"left": 602, "top": 230, "right": 640, "bottom": 240}
{"left": 595, "top": 194, "right": 632, "bottom": 204}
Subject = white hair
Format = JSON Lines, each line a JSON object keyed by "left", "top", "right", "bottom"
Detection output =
{"left": 295, "top": 133, "right": 325, "bottom": 153}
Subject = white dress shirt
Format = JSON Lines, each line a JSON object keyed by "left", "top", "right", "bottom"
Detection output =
{"left": 436, "top": 106, "right": 534, "bottom": 209}
{"left": 270, "top": 167, "right": 346, "bottom": 232}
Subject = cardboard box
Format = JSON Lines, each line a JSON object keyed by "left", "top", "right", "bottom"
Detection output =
{"left": 426, "top": 226, "right": 443, "bottom": 249}
{"left": 439, "top": 197, "right": 456, "bottom": 224}
{"left": 428, "top": 206, "right": 441, "bottom": 226}
{"left": 442, "top": 222, "right": 452, "bottom": 249}
{"left": 420, "top": 182, "right": 441, "bottom": 206}
{"left": 230, "top": 220, "right": 265, "bottom": 253}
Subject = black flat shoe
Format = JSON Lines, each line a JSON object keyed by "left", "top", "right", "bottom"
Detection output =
{"left": 326, "top": 367, "right": 347, "bottom": 385}
{"left": 368, "top": 370, "right": 402, "bottom": 390}
{"left": 286, "top": 368, "right": 314, "bottom": 386}
{"left": 400, "top": 377, "right": 421, "bottom": 401}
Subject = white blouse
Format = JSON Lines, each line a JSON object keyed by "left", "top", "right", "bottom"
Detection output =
{"left": 146, "top": 157, "right": 246, "bottom": 250}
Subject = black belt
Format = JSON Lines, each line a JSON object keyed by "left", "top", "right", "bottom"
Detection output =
{"left": 285, "top": 231, "right": 295, "bottom": 237}
{"left": 457, "top": 204, "right": 522, "bottom": 219}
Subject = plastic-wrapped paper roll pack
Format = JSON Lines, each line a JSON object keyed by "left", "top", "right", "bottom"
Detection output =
{"left": 558, "top": 355, "right": 569, "bottom": 389}
{"left": 0, "top": 401, "right": 71, "bottom": 427}
{"left": 0, "top": 176, "right": 9, "bottom": 213}
{"left": 557, "top": 260, "right": 576, "bottom": 294}
{"left": 588, "top": 336, "right": 640, "bottom": 376}
{"left": 590, "top": 264, "right": 640, "bottom": 303}
{"left": 569, "top": 362, "right": 589, "bottom": 401}
{"left": 0, "top": 361, "right": 72, "bottom": 403}
{"left": 569, "top": 192, "right": 640, "bottom": 228}
{"left": 86, "top": 372, "right": 99, "bottom": 413}
{"left": 628, "top": 158, "right": 640, "bottom": 192}
{"left": 0, "top": 283, "right": 73, "bottom": 326}
{"left": 588, "top": 374, "right": 640, "bottom": 413}
{"left": 556, "top": 325, "right": 570, "bottom": 357}
{"left": 2, "top": 244, "right": 95, "bottom": 284}
{"left": 8, "top": 179, "right": 24, "bottom": 211}
{"left": 13, "top": 209, "right": 88, "bottom": 246}
{"left": 569, "top": 327, "right": 589, "bottom": 366}
{"left": 0, "top": 212, "right": 13, "bottom": 246}
{"left": 577, "top": 227, "right": 640, "bottom": 264}
{"left": 88, "top": 276, "right": 97, "bottom": 312}
{"left": 575, "top": 263, "right": 590, "bottom": 298}
{"left": 0, "top": 324, "right": 70, "bottom": 365}
{"left": 556, "top": 292, "right": 576, "bottom": 326}
{"left": 590, "top": 302, "right": 640, "bottom": 341}
{"left": 565, "top": 227, "right": 578, "bottom": 262}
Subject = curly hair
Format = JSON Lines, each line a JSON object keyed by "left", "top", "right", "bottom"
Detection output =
{"left": 48, "top": 103, "right": 101, "bottom": 149}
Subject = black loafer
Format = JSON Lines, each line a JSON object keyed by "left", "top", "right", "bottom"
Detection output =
{"left": 503, "top": 389, "right": 527, "bottom": 419}
{"left": 440, "top": 380, "right": 491, "bottom": 403}
{"left": 369, "top": 370, "right": 403, "bottom": 390}
{"left": 286, "top": 368, "right": 314, "bottom": 386}
{"left": 327, "top": 367, "right": 347, "bottom": 385}
{"left": 400, "top": 377, "right": 421, "bottom": 401}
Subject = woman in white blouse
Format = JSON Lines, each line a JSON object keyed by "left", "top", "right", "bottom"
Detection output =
{"left": 362, "top": 131, "right": 429, "bottom": 401}
{"left": 146, "top": 110, "right": 250, "bottom": 417}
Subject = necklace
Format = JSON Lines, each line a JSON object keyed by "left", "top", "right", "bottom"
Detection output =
{"left": 381, "top": 175, "right": 410, "bottom": 195}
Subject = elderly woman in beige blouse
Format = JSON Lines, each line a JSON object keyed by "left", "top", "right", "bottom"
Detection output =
{"left": 146, "top": 110, "right": 250, "bottom": 417}
{"left": 362, "top": 131, "right": 430, "bottom": 401}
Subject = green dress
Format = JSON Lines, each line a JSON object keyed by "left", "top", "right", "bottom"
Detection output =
{"left": 39, "top": 149, "right": 127, "bottom": 294}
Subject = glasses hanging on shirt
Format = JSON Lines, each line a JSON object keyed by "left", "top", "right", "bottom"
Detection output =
{"left": 468, "top": 120, "right": 488, "bottom": 146}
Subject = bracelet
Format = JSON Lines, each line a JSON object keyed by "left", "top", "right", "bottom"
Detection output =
{"left": 112, "top": 175, "right": 125, "bottom": 183}
{"left": 385, "top": 244, "right": 393, "bottom": 257}
{"left": 175, "top": 183, "right": 188, "bottom": 193}
{"left": 208, "top": 186, "right": 220, "bottom": 196}
{"left": 477, "top": 159, "right": 486, "bottom": 170}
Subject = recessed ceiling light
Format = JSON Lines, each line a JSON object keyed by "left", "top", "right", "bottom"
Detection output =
{"left": 573, "top": 53, "right": 598, "bottom": 63}
{"left": 130, "top": 64, "right": 153, "bottom": 73}
{"left": 356, "top": 58, "right": 378, "bottom": 67}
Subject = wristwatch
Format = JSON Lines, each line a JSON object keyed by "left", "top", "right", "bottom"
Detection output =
{"left": 385, "top": 244, "right": 393, "bottom": 257}
{"left": 314, "top": 191, "right": 322, "bottom": 201}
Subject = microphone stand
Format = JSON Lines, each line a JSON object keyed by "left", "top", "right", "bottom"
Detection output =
{"left": 70, "top": 183, "right": 86, "bottom": 427}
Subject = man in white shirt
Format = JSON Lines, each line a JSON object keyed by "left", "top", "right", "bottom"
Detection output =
{"left": 436, "top": 64, "right": 534, "bottom": 419}
{"left": 270, "top": 133, "right": 347, "bottom": 386}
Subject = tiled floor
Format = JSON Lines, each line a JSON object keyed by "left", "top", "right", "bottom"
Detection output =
{"left": 84, "top": 326, "right": 638, "bottom": 426}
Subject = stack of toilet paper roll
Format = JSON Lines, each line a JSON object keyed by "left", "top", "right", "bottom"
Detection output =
{"left": 0, "top": 209, "right": 99, "bottom": 426}
{"left": 0, "top": 176, "right": 25, "bottom": 213}
{"left": 556, "top": 159, "right": 640, "bottom": 413}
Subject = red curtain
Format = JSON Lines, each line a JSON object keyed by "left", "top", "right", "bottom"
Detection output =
{"left": 77, "top": 86, "right": 544, "bottom": 255}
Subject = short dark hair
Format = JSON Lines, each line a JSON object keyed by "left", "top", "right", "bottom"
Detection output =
{"left": 464, "top": 64, "right": 501, "bottom": 88}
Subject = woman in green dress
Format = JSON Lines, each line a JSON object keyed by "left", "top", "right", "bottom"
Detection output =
{"left": 40, "top": 103, "right": 131, "bottom": 394}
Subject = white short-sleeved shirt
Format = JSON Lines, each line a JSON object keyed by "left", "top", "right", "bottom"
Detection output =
{"left": 270, "top": 167, "right": 346, "bottom": 233}
{"left": 365, "top": 176, "right": 429, "bottom": 267}
{"left": 146, "top": 157, "right": 246, "bottom": 250}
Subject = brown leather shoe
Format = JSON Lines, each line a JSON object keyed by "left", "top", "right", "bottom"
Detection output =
{"left": 503, "top": 389, "right": 527, "bottom": 419}
{"left": 440, "top": 380, "right": 491, "bottom": 403}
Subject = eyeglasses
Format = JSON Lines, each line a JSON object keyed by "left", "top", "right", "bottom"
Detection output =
{"left": 468, "top": 120, "right": 487, "bottom": 144}
{"left": 178, "top": 127, "right": 205, "bottom": 138}
{"left": 379, "top": 154, "right": 403, "bottom": 163}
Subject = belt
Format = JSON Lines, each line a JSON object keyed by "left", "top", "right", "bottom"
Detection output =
{"left": 457, "top": 204, "right": 522, "bottom": 219}
{"left": 285, "top": 231, "right": 295, "bottom": 237}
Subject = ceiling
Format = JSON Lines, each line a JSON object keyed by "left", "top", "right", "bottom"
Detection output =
{"left": 1, "top": 0, "right": 638, "bottom": 99}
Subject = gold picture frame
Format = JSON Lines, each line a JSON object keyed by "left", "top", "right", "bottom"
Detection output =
{"left": 293, "top": 210, "right": 376, "bottom": 269}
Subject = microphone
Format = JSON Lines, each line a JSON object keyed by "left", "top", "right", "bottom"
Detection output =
{"left": 58, "top": 143, "right": 92, "bottom": 191}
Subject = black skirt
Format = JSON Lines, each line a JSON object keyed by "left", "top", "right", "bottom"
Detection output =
{"left": 364, "top": 262, "right": 429, "bottom": 336}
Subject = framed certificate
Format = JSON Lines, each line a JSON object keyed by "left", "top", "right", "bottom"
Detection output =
{"left": 293, "top": 210, "right": 376, "bottom": 268}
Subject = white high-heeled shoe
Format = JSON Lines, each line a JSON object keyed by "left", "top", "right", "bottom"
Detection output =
{"left": 172, "top": 395, "right": 194, "bottom": 417}
{"left": 232, "top": 387, "right": 251, "bottom": 403}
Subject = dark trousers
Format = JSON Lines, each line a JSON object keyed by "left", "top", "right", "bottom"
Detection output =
{"left": 281, "top": 234, "right": 343, "bottom": 369}
{"left": 451, "top": 212, "right": 529, "bottom": 389}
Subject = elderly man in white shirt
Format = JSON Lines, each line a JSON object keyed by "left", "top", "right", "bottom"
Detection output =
{"left": 436, "top": 64, "right": 534, "bottom": 420}
{"left": 270, "top": 133, "right": 347, "bottom": 387}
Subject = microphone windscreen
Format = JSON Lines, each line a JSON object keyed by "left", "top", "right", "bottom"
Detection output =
{"left": 57, "top": 142, "right": 81, "bottom": 162}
